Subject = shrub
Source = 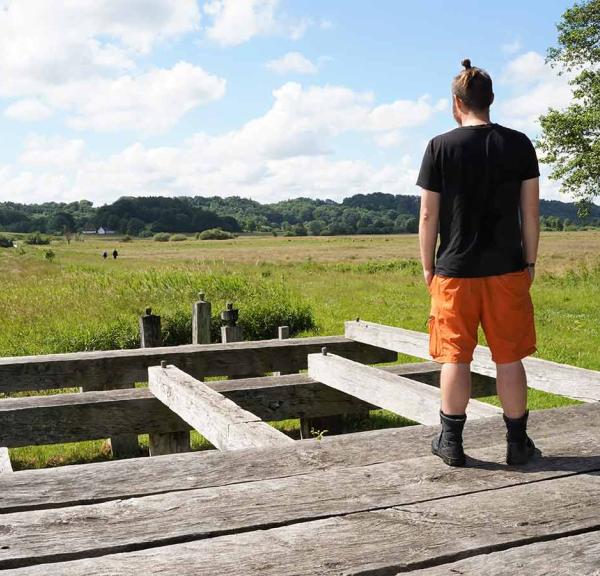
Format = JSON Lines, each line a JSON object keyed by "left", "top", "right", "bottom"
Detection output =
{"left": 121, "top": 235, "right": 133, "bottom": 242}
{"left": 198, "top": 228, "right": 236, "bottom": 240}
{"left": 139, "top": 230, "right": 153, "bottom": 238}
{"left": 44, "top": 249, "right": 55, "bottom": 262}
{"left": 25, "top": 232, "right": 50, "bottom": 245}
{"left": 153, "top": 233, "right": 170, "bottom": 242}
{"left": 0, "top": 235, "right": 13, "bottom": 248}
{"left": 170, "top": 234, "right": 187, "bottom": 242}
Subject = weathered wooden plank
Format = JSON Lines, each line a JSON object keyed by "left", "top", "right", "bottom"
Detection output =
{"left": 407, "top": 530, "right": 600, "bottom": 576}
{"left": 0, "top": 389, "right": 191, "bottom": 448}
{"left": 149, "top": 365, "right": 293, "bottom": 450}
{"left": 0, "top": 336, "right": 396, "bottom": 393}
{"left": 0, "top": 447, "right": 12, "bottom": 473}
{"left": 345, "top": 319, "right": 600, "bottom": 402}
{"left": 3, "top": 458, "right": 600, "bottom": 574}
{"left": 308, "top": 351, "right": 500, "bottom": 424}
{"left": 1, "top": 402, "right": 598, "bottom": 514}
{"left": 191, "top": 293, "right": 211, "bottom": 346}
{"left": 0, "top": 363, "right": 442, "bottom": 448}
{"left": 140, "top": 309, "right": 191, "bottom": 457}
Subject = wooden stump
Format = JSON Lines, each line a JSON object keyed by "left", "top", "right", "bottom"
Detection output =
{"left": 141, "top": 308, "right": 191, "bottom": 457}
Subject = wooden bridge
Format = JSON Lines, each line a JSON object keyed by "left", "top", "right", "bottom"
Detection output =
{"left": 0, "top": 318, "right": 599, "bottom": 574}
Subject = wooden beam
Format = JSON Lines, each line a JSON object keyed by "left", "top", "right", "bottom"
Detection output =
{"left": 149, "top": 365, "right": 294, "bottom": 450}
{"left": 0, "top": 447, "right": 12, "bottom": 473}
{"left": 1, "top": 430, "right": 599, "bottom": 571}
{"left": 0, "top": 336, "right": 396, "bottom": 393}
{"left": 408, "top": 530, "right": 600, "bottom": 576}
{"left": 1, "top": 402, "right": 598, "bottom": 514}
{"left": 308, "top": 351, "right": 500, "bottom": 424}
{"left": 345, "top": 320, "right": 600, "bottom": 403}
{"left": 0, "top": 374, "right": 375, "bottom": 449}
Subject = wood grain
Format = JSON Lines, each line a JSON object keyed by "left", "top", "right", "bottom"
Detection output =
{"left": 345, "top": 319, "right": 600, "bottom": 402}
{"left": 308, "top": 352, "right": 500, "bottom": 424}
{"left": 149, "top": 365, "right": 293, "bottom": 450}
{"left": 0, "top": 336, "right": 396, "bottom": 393}
{"left": 0, "top": 363, "right": 441, "bottom": 448}
{"left": 1, "top": 402, "right": 598, "bottom": 514}
{"left": 0, "top": 447, "right": 11, "bottom": 473}
{"left": 407, "top": 530, "right": 600, "bottom": 576}
{"left": 3, "top": 464, "right": 600, "bottom": 574}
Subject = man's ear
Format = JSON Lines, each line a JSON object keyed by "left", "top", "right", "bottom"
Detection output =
{"left": 490, "top": 92, "right": 495, "bottom": 106}
{"left": 454, "top": 95, "right": 466, "bottom": 113}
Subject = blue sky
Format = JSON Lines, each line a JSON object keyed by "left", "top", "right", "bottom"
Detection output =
{"left": 0, "top": 0, "right": 576, "bottom": 205}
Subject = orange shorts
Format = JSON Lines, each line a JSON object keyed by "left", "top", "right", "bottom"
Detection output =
{"left": 427, "top": 269, "right": 537, "bottom": 364}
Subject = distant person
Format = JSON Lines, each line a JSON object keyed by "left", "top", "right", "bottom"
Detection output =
{"left": 112, "top": 249, "right": 118, "bottom": 260}
{"left": 102, "top": 251, "right": 108, "bottom": 260}
{"left": 417, "top": 59, "right": 540, "bottom": 467}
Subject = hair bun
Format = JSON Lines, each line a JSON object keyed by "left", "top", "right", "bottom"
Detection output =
{"left": 461, "top": 58, "right": 472, "bottom": 70}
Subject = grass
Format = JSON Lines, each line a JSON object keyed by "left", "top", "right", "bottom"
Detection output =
{"left": 2, "top": 231, "right": 598, "bottom": 469}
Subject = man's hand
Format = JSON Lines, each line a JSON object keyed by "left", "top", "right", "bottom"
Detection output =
{"left": 527, "top": 266, "right": 535, "bottom": 286}
{"left": 423, "top": 268, "right": 435, "bottom": 290}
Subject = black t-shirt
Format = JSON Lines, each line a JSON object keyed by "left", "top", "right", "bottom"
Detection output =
{"left": 416, "top": 122, "right": 539, "bottom": 277}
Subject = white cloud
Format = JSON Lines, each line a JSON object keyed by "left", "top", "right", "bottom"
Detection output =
{"left": 498, "top": 51, "right": 574, "bottom": 131}
{"left": 0, "top": 0, "right": 216, "bottom": 133}
{"left": 46, "top": 62, "right": 226, "bottom": 133}
{"left": 4, "top": 98, "right": 53, "bottom": 122}
{"left": 9, "top": 82, "right": 447, "bottom": 204}
{"left": 374, "top": 131, "right": 404, "bottom": 149}
{"left": 501, "top": 39, "right": 521, "bottom": 55}
{"left": 500, "top": 51, "right": 549, "bottom": 85}
{"left": 19, "top": 136, "right": 86, "bottom": 166}
{"left": 203, "top": 0, "right": 313, "bottom": 46}
{"left": 267, "top": 52, "right": 318, "bottom": 75}
{"left": 0, "top": 0, "right": 201, "bottom": 96}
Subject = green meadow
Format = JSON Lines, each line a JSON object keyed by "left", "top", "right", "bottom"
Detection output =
{"left": 2, "top": 231, "right": 599, "bottom": 469}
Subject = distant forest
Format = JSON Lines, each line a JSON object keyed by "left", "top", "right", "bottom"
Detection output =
{"left": 1, "top": 193, "right": 599, "bottom": 236}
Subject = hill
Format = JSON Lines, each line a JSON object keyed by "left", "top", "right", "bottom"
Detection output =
{"left": 0, "top": 193, "right": 598, "bottom": 236}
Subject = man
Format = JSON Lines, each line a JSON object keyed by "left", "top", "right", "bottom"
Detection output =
{"left": 417, "top": 59, "right": 540, "bottom": 467}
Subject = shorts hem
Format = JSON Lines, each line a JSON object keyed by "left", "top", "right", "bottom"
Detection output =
{"left": 491, "top": 345, "right": 537, "bottom": 364}
{"left": 431, "top": 354, "right": 473, "bottom": 364}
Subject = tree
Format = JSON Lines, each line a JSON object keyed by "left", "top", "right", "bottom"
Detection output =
{"left": 536, "top": 0, "right": 600, "bottom": 210}
{"left": 48, "top": 211, "right": 76, "bottom": 235}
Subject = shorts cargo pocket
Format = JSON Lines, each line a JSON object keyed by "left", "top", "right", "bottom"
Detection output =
{"left": 428, "top": 313, "right": 442, "bottom": 359}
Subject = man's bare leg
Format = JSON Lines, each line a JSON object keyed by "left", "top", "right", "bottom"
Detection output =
{"left": 432, "top": 362, "right": 470, "bottom": 466}
{"left": 496, "top": 360, "right": 527, "bottom": 418}
{"left": 440, "top": 362, "right": 471, "bottom": 414}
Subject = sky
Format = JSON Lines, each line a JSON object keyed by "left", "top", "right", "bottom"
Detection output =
{"left": 0, "top": 0, "right": 577, "bottom": 207}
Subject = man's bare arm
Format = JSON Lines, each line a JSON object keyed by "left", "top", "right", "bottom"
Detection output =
{"left": 419, "top": 188, "right": 440, "bottom": 286}
{"left": 520, "top": 176, "right": 540, "bottom": 282}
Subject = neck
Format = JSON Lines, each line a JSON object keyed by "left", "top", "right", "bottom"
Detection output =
{"left": 461, "top": 112, "right": 491, "bottom": 126}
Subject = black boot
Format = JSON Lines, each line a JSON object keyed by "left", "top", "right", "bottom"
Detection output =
{"left": 504, "top": 409, "right": 536, "bottom": 465}
{"left": 431, "top": 411, "right": 466, "bottom": 467}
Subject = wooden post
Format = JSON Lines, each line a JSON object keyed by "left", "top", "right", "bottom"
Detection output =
{"left": 220, "top": 302, "right": 243, "bottom": 344}
{"left": 139, "top": 307, "right": 161, "bottom": 348}
{"left": 0, "top": 447, "right": 12, "bottom": 473}
{"left": 221, "top": 302, "right": 261, "bottom": 378}
{"left": 141, "top": 308, "right": 191, "bottom": 457}
{"left": 192, "top": 291, "right": 211, "bottom": 345}
{"left": 273, "top": 326, "right": 291, "bottom": 377}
